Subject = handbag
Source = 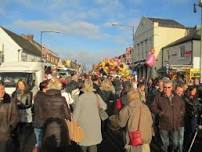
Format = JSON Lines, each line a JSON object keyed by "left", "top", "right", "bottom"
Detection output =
{"left": 128, "top": 106, "right": 143, "bottom": 147}
{"left": 115, "top": 98, "right": 122, "bottom": 110}
{"left": 66, "top": 117, "right": 84, "bottom": 143}
{"left": 96, "top": 94, "right": 108, "bottom": 121}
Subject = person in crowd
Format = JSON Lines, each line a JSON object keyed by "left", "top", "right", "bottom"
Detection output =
{"left": 193, "top": 78, "right": 200, "bottom": 87}
{"left": 32, "top": 80, "right": 49, "bottom": 152}
{"left": 146, "top": 78, "right": 158, "bottom": 108}
{"left": 137, "top": 82, "right": 146, "bottom": 103}
{"left": 174, "top": 84, "right": 185, "bottom": 152}
{"left": 73, "top": 79, "right": 107, "bottom": 152}
{"left": 152, "top": 80, "right": 185, "bottom": 152}
{"left": 119, "top": 81, "right": 132, "bottom": 107}
{"left": 40, "top": 78, "right": 71, "bottom": 152}
{"left": 112, "top": 76, "right": 122, "bottom": 99}
{"left": 184, "top": 85, "right": 202, "bottom": 151}
{"left": 12, "top": 79, "right": 33, "bottom": 152}
{"left": 91, "top": 75, "right": 102, "bottom": 96}
{"left": 0, "top": 81, "right": 19, "bottom": 152}
{"left": 131, "top": 77, "right": 138, "bottom": 89}
{"left": 61, "top": 80, "right": 74, "bottom": 109}
{"left": 110, "top": 89, "right": 153, "bottom": 152}
{"left": 99, "top": 79, "right": 115, "bottom": 116}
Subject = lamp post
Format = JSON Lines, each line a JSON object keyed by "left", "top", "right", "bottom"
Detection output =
{"left": 40, "top": 30, "right": 61, "bottom": 62}
{"left": 194, "top": 0, "right": 202, "bottom": 83}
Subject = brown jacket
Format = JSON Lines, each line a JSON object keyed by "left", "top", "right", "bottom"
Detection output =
{"left": 41, "top": 89, "right": 71, "bottom": 123}
{"left": 0, "top": 93, "right": 19, "bottom": 142}
{"left": 151, "top": 93, "right": 185, "bottom": 130}
{"left": 111, "top": 101, "right": 153, "bottom": 144}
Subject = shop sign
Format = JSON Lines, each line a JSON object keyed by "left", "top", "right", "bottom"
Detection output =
{"left": 190, "top": 68, "right": 200, "bottom": 78}
{"left": 184, "top": 50, "right": 192, "bottom": 57}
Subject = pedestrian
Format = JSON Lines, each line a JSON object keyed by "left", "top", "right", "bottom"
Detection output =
{"left": 0, "top": 81, "right": 19, "bottom": 152}
{"left": 32, "top": 80, "right": 49, "bottom": 152}
{"left": 184, "top": 85, "right": 202, "bottom": 151}
{"left": 40, "top": 78, "right": 71, "bottom": 152}
{"left": 151, "top": 80, "right": 185, "bottom": 152}
{"left": 73, "top": 79, "right": 107, "bottom": 152}
{"left": 99, "top": 79, "right": 115, "bottom": 116}
{"left": 12, "top": 79, "right": 33, "bottom": 152}
{"left": 174, "top": 84, "right": 185, "bottom": 152}
{"left": 110, "top": 88, "right": 153, "bottom": 152}
{"left": 137, "top": 82, "right": 146, "bottom": 103}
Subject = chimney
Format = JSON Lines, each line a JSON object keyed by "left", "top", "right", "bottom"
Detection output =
{"left": 21, "top": 34, "right": 34, "bottom": 41}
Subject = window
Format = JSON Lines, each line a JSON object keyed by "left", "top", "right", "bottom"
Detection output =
{"left": 0, "top": 72, "right": 32, "bottom": 87}
{"left": 180, "top": 46, "right": 185, "bottom": 57}
{"left": 21, "top": 52, "right": 28, "bottom": 61}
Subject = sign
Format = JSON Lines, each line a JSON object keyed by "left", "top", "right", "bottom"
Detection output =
{"left": 184, "top": 50, "right": 192, "bottom": 57}
{"left": 190, "top": 68, "right": 200, "bottom": 78}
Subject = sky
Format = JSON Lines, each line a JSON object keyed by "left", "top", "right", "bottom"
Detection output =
{"left": 0, "top": 0, "right": 201, "bottom": 69}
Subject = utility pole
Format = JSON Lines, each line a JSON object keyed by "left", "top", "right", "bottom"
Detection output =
{"left": 40, "top": 30, "right": 61, "bottom": 62}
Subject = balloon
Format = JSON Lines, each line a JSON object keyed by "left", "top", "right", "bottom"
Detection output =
{"left": 146, "top": 52, "right": 156, "bottom": 67}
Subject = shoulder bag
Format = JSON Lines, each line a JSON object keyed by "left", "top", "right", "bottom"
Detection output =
{"left": 128, "top": 105, "right": 143, "bottom": 147}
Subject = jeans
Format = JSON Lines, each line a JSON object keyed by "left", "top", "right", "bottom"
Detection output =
{"left": 81, "top": 145, "right": 97, "bottom": 152}
{"left": 178, "top": 127, "right": 184, "bottom": 152}
{"left": 160, "top": 129, "right": 178, "bottom": 152}
{"left": 34, "top": 128, "right": 43, "bottom": 147}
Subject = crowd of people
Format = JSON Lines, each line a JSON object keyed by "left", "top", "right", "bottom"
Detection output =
{"left": 0, "top": 71, "right": 202, "bottom": 152}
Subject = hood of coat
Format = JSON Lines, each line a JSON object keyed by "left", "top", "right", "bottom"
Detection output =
{"left": 46, "top": 89, "right": 61, "bottom": 96}
{"left": 128, "top": 99, "right": 142, "bottom": 108}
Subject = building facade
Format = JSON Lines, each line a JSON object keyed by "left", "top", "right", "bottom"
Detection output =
{"left": 132, "top": 17, "right": 189, "bottom": 79}
{"left": 162, "top": 28, "right": 200, "bottom": 79}
{"left": 0, "top": 26, "right": 60, "bottom": 67}
{"left": 0, "top": 27, "right": 41, "bottom": 63}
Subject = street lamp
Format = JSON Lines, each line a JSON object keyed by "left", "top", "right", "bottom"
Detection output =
{"left": 40, "top": 30, "right": 61, "bottom": 62}
{"left": 193, "top": 0, "right": 202, "bottom": 83}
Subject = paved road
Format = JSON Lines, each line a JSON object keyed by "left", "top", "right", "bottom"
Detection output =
{"left": 10, "top": 125, "right": 202, "bottom": 152}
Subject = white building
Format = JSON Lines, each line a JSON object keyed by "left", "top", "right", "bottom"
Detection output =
{"left": 0, "top": 26, "right": 41, "bottom": 63}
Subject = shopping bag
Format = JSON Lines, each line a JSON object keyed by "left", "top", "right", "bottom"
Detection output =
{"left": 66, "top": 119, "right": 84, "bottom": 143}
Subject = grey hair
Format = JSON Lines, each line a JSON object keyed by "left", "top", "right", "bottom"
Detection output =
{"left": 163, "top": 80, "right": 173, "bottom": 85}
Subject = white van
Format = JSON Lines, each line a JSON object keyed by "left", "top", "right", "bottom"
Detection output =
{"left": 0, "top": 62, "right": 44, "bottom": 95}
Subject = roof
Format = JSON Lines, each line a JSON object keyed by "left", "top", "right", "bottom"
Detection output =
{"left": 1, "top": 26, "right": 41, "bottom": 57}
{"left": 147, "top": 17, "right": 186, "bottom": 29}
{"left": 163, "top": 29, "right": 200, "bottom": 49}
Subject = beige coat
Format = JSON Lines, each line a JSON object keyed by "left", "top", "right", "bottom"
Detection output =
{"left": 73, "top": 92, "right": 107, "bottom": 146}
{"left": 111, "top": 101, "right": 153, "bottom": 145}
